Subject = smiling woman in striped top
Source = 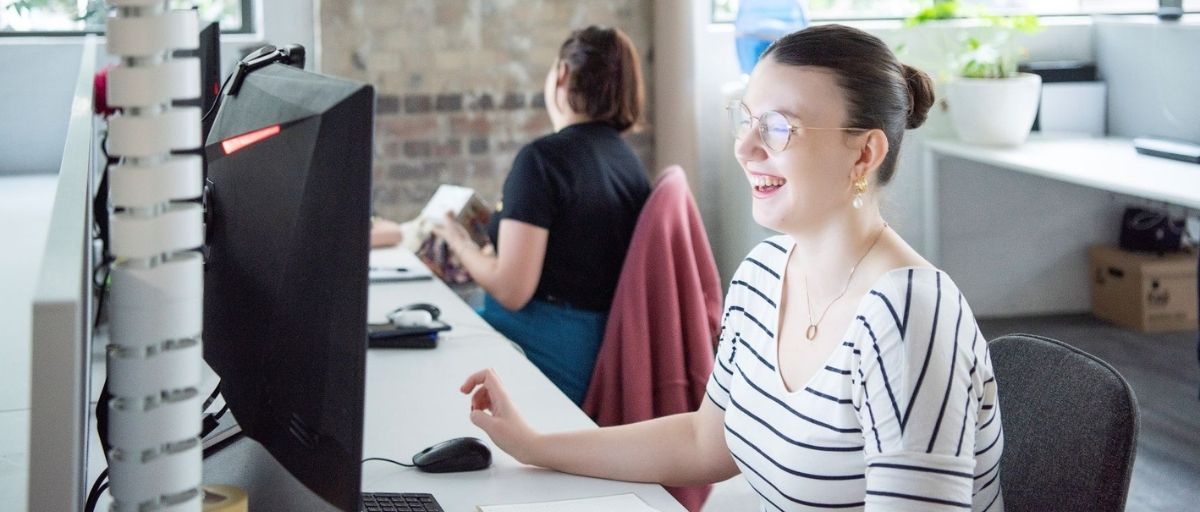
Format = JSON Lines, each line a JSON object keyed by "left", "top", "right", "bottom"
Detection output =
{"left": 460, "top": 24, "right": 1003, "bottom": 511}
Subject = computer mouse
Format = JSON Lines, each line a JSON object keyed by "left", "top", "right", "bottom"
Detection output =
{"left": 412, "top": 436, "right": 492, "bottom": 473}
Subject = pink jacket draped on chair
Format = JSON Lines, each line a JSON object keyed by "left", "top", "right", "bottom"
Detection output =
{"left": 582, "top": 166, "right": 723, "bottom": 511}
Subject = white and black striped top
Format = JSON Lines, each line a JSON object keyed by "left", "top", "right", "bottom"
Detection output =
{"left": 707, "top": 237, "right": 1004, "bottom": 512}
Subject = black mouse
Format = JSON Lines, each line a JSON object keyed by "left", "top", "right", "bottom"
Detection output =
{"left": 412, "top": 437, "right": 491, "bottom": 473}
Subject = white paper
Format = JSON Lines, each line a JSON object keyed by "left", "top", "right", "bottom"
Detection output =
{"left": 476, "top": 493, "right": 660, "bottom": 512}
{"left": 420, "top": 184, "right": 478, "bottom": 222}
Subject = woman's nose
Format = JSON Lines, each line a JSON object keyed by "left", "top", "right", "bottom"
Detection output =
{"left": 733, "top": 125, "right": 767, "bottom": 162}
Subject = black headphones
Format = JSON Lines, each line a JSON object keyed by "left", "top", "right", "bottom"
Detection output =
{"left": 227, "top": 43, "right": 306, "bottom": 96}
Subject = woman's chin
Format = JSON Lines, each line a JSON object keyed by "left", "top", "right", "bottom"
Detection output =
{"left": 750, "top": 206, "right": 787, "bottom": 233}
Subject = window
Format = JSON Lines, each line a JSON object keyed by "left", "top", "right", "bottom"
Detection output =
{"left": 1, "top": 0, "right": 253, "bottom": 35}
{"left": 712, "top": 0, "right": 1173, "bottom": 23}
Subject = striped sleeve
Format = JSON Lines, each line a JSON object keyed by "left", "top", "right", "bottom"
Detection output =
{"left": 853, "top": 270, "right": 980, "bottom": 511}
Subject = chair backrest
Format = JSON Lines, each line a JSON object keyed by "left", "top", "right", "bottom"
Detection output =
{"left": 989, "top": 334, "right": 1139, "bottom": 512}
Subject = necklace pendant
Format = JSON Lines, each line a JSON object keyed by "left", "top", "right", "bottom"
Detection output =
{"left": 805, "top": 324, "right": 818, "bottom": 340}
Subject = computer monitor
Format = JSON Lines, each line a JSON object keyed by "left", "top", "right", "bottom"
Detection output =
{"left": 202, "top": 62, "right": 374, "bottom": 511}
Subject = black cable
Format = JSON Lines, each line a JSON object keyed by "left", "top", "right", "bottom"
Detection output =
{"left": 92, "top": 264, "right": 110, "bottom": 330}
{"left": 201, "top": 72, "right": 233, "bottom": 124}
{"left": 84, "top": 468, "right": 109, "bottom": 512}
{"left": 362, "top": 457, "right": 415, "bottom": 468}
{"left": 201, "top": 382, "right": 222, "bottom": 411}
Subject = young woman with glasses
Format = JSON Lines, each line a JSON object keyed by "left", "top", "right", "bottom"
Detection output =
{"left": 433, "top": 26, "right": 650, "bottom": 406}
{"left": 458, "top": 24, "right": 1004, "bottom": 511}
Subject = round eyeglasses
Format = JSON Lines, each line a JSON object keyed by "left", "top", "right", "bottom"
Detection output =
{"left": 727, "top": 101, "right": 866, "bottom": 153}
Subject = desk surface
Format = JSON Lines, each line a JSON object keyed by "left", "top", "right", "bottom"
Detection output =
{"left": 926, "top": 134, "right": 1200, "bottom": 209}
{"left": 361, "top": 248, "right": 683, "bottom": 510}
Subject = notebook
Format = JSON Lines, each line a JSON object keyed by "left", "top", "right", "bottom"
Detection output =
{"left": 476, "top": 493, "right": 659, "bottom": 512}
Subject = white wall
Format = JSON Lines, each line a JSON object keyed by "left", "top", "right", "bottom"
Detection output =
{"left": 0, "top": 0, "right": 315, "bottom": 176}
{"left": 1096, "top": 15, "right": 1200, "bottom": 143}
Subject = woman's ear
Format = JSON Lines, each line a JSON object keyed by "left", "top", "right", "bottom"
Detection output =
{"left": 852, "top": 129, "right": 889, "bottom": 180}
{"left": 555, "top": 61, "right": 570, "bottom": 87}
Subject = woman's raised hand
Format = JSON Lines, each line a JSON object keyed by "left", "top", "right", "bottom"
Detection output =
{"left": 460, "top": 368, "right": 538, "bottom": 464}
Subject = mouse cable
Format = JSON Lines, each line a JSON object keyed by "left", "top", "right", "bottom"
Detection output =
{"left": 362, "top": 457, "right": 415, "bottom": 468}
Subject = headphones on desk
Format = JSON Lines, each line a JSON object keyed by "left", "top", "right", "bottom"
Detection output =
{"left": 386, "top": 303, "right": 442, "bottom": 327}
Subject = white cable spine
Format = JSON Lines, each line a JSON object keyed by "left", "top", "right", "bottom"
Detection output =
{"left": 104, "top": 1, "right": 203, "bottom": 511}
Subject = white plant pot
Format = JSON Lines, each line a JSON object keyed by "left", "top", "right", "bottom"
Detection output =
{"left": 945, "top": 73, "right": 1042, "bottom": 146}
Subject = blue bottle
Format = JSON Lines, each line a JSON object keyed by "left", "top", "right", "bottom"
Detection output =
{"left": 734, "top": 0, "right": 808, "bottom": 76}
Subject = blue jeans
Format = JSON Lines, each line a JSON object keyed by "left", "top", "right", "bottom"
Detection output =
{"left": 477, "top": 294, "right": 607, "bottom": 405}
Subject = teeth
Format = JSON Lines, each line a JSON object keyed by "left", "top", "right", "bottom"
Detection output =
{"left": 752, "top": 175, "right": 785, "bottom": 189}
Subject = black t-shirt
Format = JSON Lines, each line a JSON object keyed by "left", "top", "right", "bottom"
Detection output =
{"left": 487, "top": 121, "right": 650, "bottom": 311}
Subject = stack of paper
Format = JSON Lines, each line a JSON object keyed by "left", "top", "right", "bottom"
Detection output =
{"left": 476, "top": 493, "right": 660, "bottom": 512}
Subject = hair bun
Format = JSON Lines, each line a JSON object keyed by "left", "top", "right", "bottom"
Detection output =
{"left": 902, "top": 64, "right": 934, "bottom": 130}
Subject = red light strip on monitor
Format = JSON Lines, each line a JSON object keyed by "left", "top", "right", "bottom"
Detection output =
{"left": 221, "top": 124, "right": 281, "bottom": 155}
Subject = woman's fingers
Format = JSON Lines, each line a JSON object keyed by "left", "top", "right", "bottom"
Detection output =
{"left": 460, "top": 368, "right": 490, "bottom": 394}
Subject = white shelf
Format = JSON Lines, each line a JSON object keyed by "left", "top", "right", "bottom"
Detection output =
{"left": 925, "top": 134, "right": 1200, "bottom": 210}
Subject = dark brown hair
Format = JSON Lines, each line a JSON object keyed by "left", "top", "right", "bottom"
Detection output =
{"left": 557, "top": 26, "right": 644, "bottom": 133}
{"left": 762, "top": 24, "right": 934, "bottom": 185}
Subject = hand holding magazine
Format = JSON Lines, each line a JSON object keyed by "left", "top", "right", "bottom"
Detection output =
{"left": 413, "top": 185, "right": 493, "bottom": 284}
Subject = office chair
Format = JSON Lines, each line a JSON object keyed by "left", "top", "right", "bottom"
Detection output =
{"left": 989, "top": 333, "right": 1139, "bottom": 512}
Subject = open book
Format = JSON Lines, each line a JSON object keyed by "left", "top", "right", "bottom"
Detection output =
{"left": 414, "top": 184, "right": 492, "bottom": 283}
{"left": 476, "top": 493, "right": 660, "bottom": 512}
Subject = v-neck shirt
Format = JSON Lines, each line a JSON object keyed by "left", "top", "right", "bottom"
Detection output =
{"left": 706, "top": 236, "right": 1005, "bottom": 511}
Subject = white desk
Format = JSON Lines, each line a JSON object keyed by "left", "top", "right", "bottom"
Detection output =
{"left": 361, "top": 248, "right": 684, "bottom": 511}
{"left": 86, "top": 248, "right": 683, "bottom": 511}
{"left": 921, "top": 133, "right": 1200, "bottom": 317}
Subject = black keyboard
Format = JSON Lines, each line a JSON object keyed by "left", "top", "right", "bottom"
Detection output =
{"left": 360, "top": 492, "right": 443, "bottom": 512}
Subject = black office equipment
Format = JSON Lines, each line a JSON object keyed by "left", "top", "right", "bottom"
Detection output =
{"left": 411, "top": 437, "right": 492, "bottom": 473}
{"left": 360, "top": 493, "right": 443, "bottom": 512}
{"left": 1134, "top": 137, "right": 1200, "bottom": 164}
{"left": 367, "top": 324, "right": 447, "bottom": 349}
{"left": 203, "top": 57, "right": 374, "bottom": 511}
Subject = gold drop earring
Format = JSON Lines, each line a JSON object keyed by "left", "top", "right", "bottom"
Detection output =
{"left": 852, "top": 176, "right": 867, "bottom": 209}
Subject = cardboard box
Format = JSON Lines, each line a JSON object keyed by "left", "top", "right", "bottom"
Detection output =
{"left": 1089, "top": 246, "right": 1198, "bottom": 332}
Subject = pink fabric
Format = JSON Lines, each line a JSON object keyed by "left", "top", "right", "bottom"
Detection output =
{"left": 582, "top": 166, "right": 723, "bottom": 511}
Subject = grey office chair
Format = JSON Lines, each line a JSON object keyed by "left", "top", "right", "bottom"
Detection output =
{"left": 988, "top": 334, "right": 1139, "bottom": 512}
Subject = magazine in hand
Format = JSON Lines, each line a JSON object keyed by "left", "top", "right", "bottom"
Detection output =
{"left": 415, "top": 185, "right": 492, "bottom": 284}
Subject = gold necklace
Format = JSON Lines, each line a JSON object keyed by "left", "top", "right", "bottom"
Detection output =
{"left": 803, "top": 223, "right": 889, "bottom": 341}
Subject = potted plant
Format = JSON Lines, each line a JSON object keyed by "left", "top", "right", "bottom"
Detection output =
{"left": 903, "top": 1, "right": 1043, "bottom": 146}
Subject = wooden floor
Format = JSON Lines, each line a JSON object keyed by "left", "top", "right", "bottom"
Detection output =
{"left": 979, "top": 314, "right": 1200, "bottom": 512}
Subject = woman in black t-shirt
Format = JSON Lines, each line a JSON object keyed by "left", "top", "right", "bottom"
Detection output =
{"left": 433, "top": 26, "right": 650, "bottom": 405}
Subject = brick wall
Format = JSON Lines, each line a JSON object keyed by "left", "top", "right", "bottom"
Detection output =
{"left": 318, "top": 0, "right": 655, "bottom": 223}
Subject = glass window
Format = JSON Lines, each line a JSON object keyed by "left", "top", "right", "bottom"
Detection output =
{"left": 1, "top": 0, "right": 253, "bottom": 35}
{"left": 713, "top": 0, "right": 1180, "bottom": 23}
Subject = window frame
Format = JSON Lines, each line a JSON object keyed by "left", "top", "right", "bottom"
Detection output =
{"left": 710, "top": 0, "right": 1199, "bottom": 24}
{"left": 0, "top": 0, "right": 255, "bottom": 37}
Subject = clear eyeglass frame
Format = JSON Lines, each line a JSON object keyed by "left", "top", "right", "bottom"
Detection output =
{"left": 726, "top": 100, "right": 866, "bottom": 153}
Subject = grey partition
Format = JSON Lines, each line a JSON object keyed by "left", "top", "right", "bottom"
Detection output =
{"left": 28, "top": 35, "right": 97, "bottom": 512}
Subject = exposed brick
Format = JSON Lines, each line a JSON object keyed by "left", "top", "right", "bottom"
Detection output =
{"left": 379, "top": 117, "right": 439, "bottom": 139}
{"left": 435, "top": 94, "right": 463, "bottom": 112}
{"left": 468, "top": 138, "right": 489, "bottom": 155}
{"left": 469, "top": 93, "right": 495, "bottom": 110}
{"left": 496, "top": 139, "right": 525, "bottom": 152}
{"left": 388, "top": 163, "right": 422, "bottom": 180}
{"left": 404, "top": 95, "right": 432, "bottom": 114}
{"left": 449, "top": 115, "right": 491, "bottom": 135}
{"left": 432, "top": 139, "right": 462, "bottom": 158}
{"left": 318, "top": 0, "right": 656, "bottom": 223}
{"left": 376, "top": 95, "right": 400, "bottom": 114}
{"left": 501, "top": 92, "right": 525, "bottom": 110}
{"left": 403, "top": 141, "right": 432, "bottom": 158}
